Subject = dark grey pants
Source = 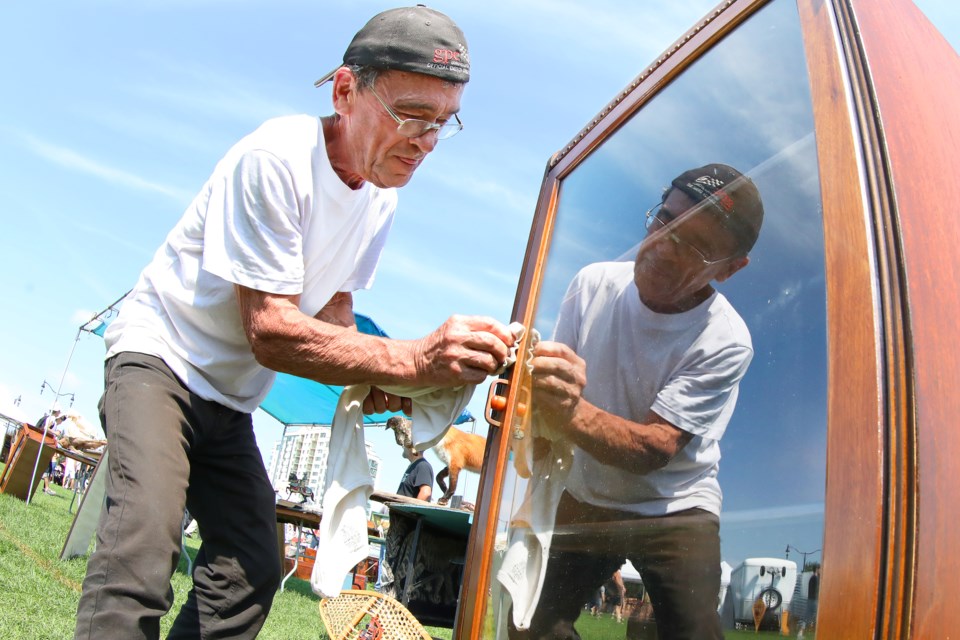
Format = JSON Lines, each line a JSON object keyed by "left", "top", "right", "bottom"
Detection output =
{"left": 509, "top": 492, "right": 723, "bottom": 640}
{"left": 74, "top": 353, "right": 281, "bottom": 640}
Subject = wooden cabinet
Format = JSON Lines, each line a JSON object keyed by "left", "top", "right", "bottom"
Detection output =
{"left": 0, "top": 425, "right": 58, "bottom": 500}
{"left": 452, "top": 1, "right": 960, "bottom": 638}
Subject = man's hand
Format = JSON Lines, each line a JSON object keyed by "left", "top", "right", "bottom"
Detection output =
{"left": 362, "top": 387, "right": 412, "bottom": 416}
{"left": 530, "top": 340, "right": 587, "bottom": 427}
{"left": 412, "top": 315, "right": 516, "bottom": 386}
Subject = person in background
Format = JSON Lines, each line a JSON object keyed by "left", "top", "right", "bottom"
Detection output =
{"left": 604, "top": 569, "right": 627, "bottom": 623}
{"left": 396, "top": 445, "right": 434, "bottom": 502}
{"left": 805, "top": 566, "right": 821, "bottom": 627}
{"left": 73, "top": 7, "right": 513, "bottom": 640}
{"left": 34, "top": 408, "right": 61, "bottom": 432}
{"left": 40, "top": 414, "right": 67, "bottom": 495}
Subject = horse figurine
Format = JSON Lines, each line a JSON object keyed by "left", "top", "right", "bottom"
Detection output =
{"left": 286, "top": 472, "right": 315, "bottom": 504}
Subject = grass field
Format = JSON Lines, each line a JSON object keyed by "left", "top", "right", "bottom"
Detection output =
{"left": 0, "top": 470, "right": 804, "bottom": 639}
{"left": 0, "top": 472, "right": 452, "bottom": 640}
{"left": 553, "top": 610, "right": 799, "bottom": 639}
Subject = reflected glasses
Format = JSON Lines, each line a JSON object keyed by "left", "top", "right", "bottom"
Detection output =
{"left": 368, "top": 87, "right": 463, "bottom": 141}
{"left": 644, "top": 203, "right": 738, "bottom": 266}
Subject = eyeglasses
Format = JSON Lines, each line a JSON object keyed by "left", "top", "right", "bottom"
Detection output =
{"left": 644, "top": 203, "right": 738, "bottom": 265}
{"left": 368, "top": 86, "right": 463, "bottom": 141}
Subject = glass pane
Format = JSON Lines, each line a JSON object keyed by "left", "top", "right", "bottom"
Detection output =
{"left": 485, "top": 1, "right": 826, "bottom": 638}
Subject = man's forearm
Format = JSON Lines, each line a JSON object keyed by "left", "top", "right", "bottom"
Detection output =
{"left": 238, "top": 285, "right": 514, "bottom": 389}
{"left": 237, "top": 286, "right": 424, "bottom": 386}
{"left": 254, "top": 311, "right": 424, "bottom": 387}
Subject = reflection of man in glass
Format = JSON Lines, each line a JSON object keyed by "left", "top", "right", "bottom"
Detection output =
{"left": 514, "top": 164, "right": 764, "bottom": 640}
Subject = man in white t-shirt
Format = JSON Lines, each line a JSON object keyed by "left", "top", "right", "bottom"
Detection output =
{"left": 514, "top": 164, "right": 765, "bottom": 640}
{"left": 74, "top": 7, "right": 514, "bottom": 640}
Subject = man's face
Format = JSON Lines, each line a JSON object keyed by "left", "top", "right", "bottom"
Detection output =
{"left": 339, "top": 70, "right": 464, "bottom": 189}
{"left": 402, "top": 446, "right": 418, "bottom": 462}
{"left": 633, "top": 189, "right": 749, "bottom": 313}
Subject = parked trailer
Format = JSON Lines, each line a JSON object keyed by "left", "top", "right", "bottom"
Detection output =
{"left": 728, "top": 558, "right": 797, "bottom": 630}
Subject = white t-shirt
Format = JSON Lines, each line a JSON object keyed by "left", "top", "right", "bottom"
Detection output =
{"left": 105, "top": 115, "right": 397, "bottom": 413}
{"left": 554, "top": 261, "right": 753, "bottom": 516}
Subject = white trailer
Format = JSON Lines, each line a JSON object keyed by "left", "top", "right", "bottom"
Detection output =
{"left": 727, "top": 557, "right": 797, "bottom": 630}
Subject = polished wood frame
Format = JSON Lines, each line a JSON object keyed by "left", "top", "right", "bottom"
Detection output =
{"left": 454, "top": 0, "right": 960, "bottom": 637}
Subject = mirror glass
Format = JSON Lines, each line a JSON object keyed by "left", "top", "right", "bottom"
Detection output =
{"left": 485, "top": 0, "right": 827, "bottom": 637}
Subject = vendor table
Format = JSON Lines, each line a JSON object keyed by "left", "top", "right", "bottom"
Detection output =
{"left": 275, "top": 499, "right": 386, "bottom": 591}
{"left": 379, "top": 501, "right": 473, "bottom": 628}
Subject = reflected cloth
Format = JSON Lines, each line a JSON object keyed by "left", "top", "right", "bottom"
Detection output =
{"left": 494, "top": 327, "right": 579, "bottom": 630}
{"left": 311, "top": 383, "right": 472, "bottom": 597}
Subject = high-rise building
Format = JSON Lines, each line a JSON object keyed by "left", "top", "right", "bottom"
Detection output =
{"left": 267, "top": 423, "right": 382, "bottom": 504}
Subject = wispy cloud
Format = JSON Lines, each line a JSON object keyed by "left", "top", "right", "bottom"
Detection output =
{"left": 79, "top": 106, "right": 229, "bottom": 156}
{"left": 468, "top": 0, "right": 718, "bottom": 65}
{"left": 14, "top": 131, "right": 193, "bottom": 202}
{"left": 130, "top": 54, "right": 302, "bottom": 124}
{"left": 722, "top": 502, "right": 824, "bottom": 524}
{"left": 72, "top": 219, "right": 161, "bottom": 260}
{"left": 378, "top": 251, "right": 508, "bottom": 312}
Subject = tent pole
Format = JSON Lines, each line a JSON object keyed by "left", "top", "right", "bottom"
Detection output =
{"left": 27, "top": 327, "right": 82, "bottom": 505}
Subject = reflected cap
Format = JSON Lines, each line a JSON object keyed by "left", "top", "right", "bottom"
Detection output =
{"left": 314, "top": 5, "right": 469, "bottom": 88}
{"left": 670, "top": 163, "right": 765, "bottom": 253}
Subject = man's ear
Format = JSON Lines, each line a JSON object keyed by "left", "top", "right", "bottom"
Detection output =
{"left": 715, "top": 255, "right": 750, "bottom": 283}
{"left": 330, "top": 67, "right": 358, "bottom": 114}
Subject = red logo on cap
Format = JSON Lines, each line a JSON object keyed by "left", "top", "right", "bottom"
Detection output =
{"left": 715, "top": 190, "right": 735, "bottom": 212}
{"left": 434, "top": 49, "right": 460, "bottom": 65}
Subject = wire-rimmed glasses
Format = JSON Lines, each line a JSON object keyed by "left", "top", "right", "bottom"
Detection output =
{"left": 644, "top": 203, "right": 739, "bottom": 266}
{"left": 368, "top": 87, "right": 463, "bottom": 141}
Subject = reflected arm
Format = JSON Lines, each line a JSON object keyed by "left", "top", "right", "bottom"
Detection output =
{"left": 531, "top": 339, "right": 693, "bottom": 473}
{"left": 568, "top": 403, "right": 693, "bottom": 473}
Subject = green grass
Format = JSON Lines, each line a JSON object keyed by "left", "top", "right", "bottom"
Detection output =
{"left": 0, "top": 475, "right": 451, "bottom": 640}
{"left": 554, "top": 611, "right": 798, "bottom": 639}
{"left": 0, "top": 468, "right": 802, "bottom": 640}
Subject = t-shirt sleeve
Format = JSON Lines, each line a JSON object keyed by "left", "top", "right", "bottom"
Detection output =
{"left": 551, "top": 269, "right": 588, "bottom": 348}
{"left": 200, "top": 148, "right": 305, "bottom": 294}
{"left": 651, "top": 343, "right": 753, "bottom": 440}
{"left": 412, "top": 461, "right": 434, "bottom": 488}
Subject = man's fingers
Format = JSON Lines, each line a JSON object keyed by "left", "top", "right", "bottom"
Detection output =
{"left": 457, "top": 315, "right": 516, "bottom": 346}
{"left": 363, "top": 389, "right": 413, "bottom": 416}
{"left": 363, "top": 388, "right": 389, "bottom": 415}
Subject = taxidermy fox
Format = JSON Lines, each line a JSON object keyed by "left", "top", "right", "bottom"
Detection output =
{"left": 385, "top": 416, "right": 485, "bottom": 506}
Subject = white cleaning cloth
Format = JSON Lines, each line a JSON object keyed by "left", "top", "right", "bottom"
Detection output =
{"left": 311, "top": 383, "right": 473, "bottom": 597}
{"left": 495, "top": 326, "right": 575, "bottom": 630}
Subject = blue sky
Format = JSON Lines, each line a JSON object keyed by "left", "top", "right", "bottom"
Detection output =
{"left": 1, "top": 1, "right": 956, "bottom": 566}
{"left": 0, "top": 0, "right": 727, "bottom": 484}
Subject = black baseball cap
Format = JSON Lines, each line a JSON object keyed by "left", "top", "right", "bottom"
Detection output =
{"left": 669, "top": 163, "right": 765, "bottom": 253}
{"left": 314, "top": 5, "right": 469, "bottom": 88}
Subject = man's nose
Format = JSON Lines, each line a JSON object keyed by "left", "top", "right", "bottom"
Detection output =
{"left": 643, "top": 232, "right": 678, "bottom": 257}
{"left": 408, "top": 130, "right": 439, "bottom": 154}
